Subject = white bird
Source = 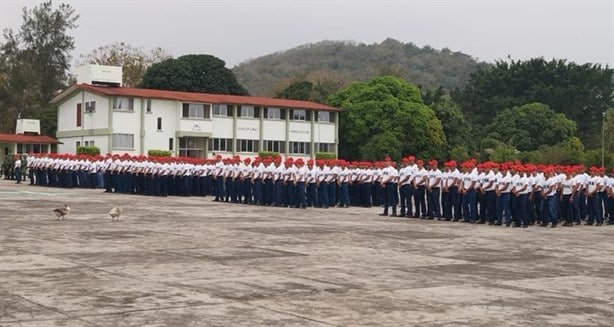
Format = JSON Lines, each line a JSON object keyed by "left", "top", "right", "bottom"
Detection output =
{"left": 53, "top": 204, "right": 70, "bottom": 221}
{"left": 109, "top": 206, "right": 123, "bottom": 222}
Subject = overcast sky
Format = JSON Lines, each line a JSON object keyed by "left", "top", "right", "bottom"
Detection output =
{"left": 1, "top": 0, "right": 612, "bottom": 69}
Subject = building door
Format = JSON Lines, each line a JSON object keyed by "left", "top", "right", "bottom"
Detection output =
{"left": 178, "top": 137, "right": 205, "bottom": 158}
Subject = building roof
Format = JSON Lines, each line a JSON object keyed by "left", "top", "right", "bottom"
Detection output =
{"left": 51, "top": 84, "right": 342, "bottom": 112}
{"left": 0, "top": 134, "right": 62, "bottom": 145}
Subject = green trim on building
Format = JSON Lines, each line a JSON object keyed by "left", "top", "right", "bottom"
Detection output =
{"left": 310, "top": 111, "right": 315, "bottom": 159}
{"left": 285, "top": 108, "right": 290, "bottom": 158}
{"left": 175, "top": 131, "right": 212, "bottom": 138}
{"left": 56, "top": 128, "right": 113, "bottom": 138}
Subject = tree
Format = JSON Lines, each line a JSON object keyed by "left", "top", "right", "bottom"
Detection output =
{"left": 276, "top": 81, "right": 314, "bottom": 101}
{"left": 426, "top": 96, "right": 472, "bottom": 150}
{"left": 486, "top": 102, "right": 576, "bottom": 151}
{"left": 327, "top": 76, "right": 446, "bottom": 161}
{"left": 452, "top": 58, "right": 613, "bottom": 148}
{"left": 141, "top": 54, "right": 248, "bottom": 95}
{"left": 79, "top": 42, "right": 171, "bottom": 87}
{"left": 0, "top": 0, "right": 78, "bottom": 134}
{"left": 275, "top": 70, "right": 350, "bottom": 103}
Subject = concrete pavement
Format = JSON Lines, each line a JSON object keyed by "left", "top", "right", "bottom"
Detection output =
{"left": 1, "top": 179, "right": 613, "bottom": 326}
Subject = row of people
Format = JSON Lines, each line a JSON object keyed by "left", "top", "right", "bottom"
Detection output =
{"left": 23, "top": 153, "right": 614, "bottom": 227}
{"left": 379, "top": 157, "right": 613, "bottom": 227}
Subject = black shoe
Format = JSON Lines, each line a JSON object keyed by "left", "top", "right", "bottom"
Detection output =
{"left": 379, "top": 213, "right": 388, "bottom": 216}
{"left": 521, "top": 225, "right": 528, "bottom": 228}
{"left": 512, "top": 224, "right": 521, "bottom": 228}
{"left": 487, "top": 222, "right": 494, "bottom": 225}
{"left": 585, "top": 222, "right": 594, "bottom": 225}
{"left": 476, "top": 221, "right": 486, "bottom": 224}
{"left": 452, "top": 219, "right": 459, "bottom": 222}
{"left": 390, "top": 214, "right": 399, "bottom": 217}
{"left": 551, "top": 223, "right": 558, "bottom": 228}
{"left": 505, "top": 223, "right": 511, "bottom": 227}
{"left": 494, "top": 222, "right": 502, "bottom": 226}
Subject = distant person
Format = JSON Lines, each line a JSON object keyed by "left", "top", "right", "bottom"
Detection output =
{"left": 14, "top": 156, "right": 22, "bottom": 184}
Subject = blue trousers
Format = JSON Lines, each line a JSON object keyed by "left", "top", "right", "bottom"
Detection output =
{"left": 547, "top": 194, "right": 559, "bottom": 224}
{"left": 296, "top": 182, "right": 306, "bottom": 207}
{"left": 318, "top": 182, "right": 329, "bottom": 207}
{"left": 497, "top": 193, "right": 511, "bottom": 224}
{"left": 427, "top": 187, "right": 441, "bottom": 218}
{"left": 339, "top": 182, "right": 350, "bottom": 206}
{"left": 462, "top": 189, "right": 477, "bottom": 222}
{"left": 306, "top": 183, "right": 317, "bottom": 206}
{"left": 382, "top": 182, "right": 398, "bottom": 215}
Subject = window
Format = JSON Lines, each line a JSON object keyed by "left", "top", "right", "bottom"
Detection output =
{"left": 236, "top": 139, "right": 259, "bottom": 153}
{"left": 76, "top": 141, "right": 81, "bottom": 148}
{"left": 213, "top": 104, "right": 228, "bottom": 117}
{"left": 85, "top": 101, "right": 96, "bottom": 113}
{"left": 289, "top": 141, "right": 310, "bottom": 154}
{"left": 169, "top": 138, "right": 174, "bottom": 151}
{"left": 209, "top": 138, "right": 233, "bottom": 152}
{"left": 112, "top": 133, "right": 134, "bottom": 149}
{"left": 291, "top": 109, "right": 306, "bottom": 121}
{"left": 113, "top": 97, "right": 134, "bottom": 110}
{"left": 238, "top": 105, "right": 258, "bottom": 118}
{"left": 316, "top": 111, "right": 335, "bottom": 123}
{"left": 182, "top": 103, "right": 210, "bottom": 119}
{"left": 157, "top": 117, "right": 162, "bottom": 130}
{"left": 84, "top": 140, "right": 95, "bottom": 147}
{"left": 266, "top": 107, "right": 281, "bottom": 120}
{"left": 263, "top": 140, "right": 285, "bottom": 153}
{"left": 146, "top": 99, "right": 152, "bottom": 113}
{"left": 76, "top": 103, "right": 82, "bottom": 127}
{"left": 179, "top": 137, "right": 205, "bottom": 158}
{"left": 316, "top": 143, "right": 335, "bottom": 153}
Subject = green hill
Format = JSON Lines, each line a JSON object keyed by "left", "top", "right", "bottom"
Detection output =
{"left": 232, "top": 38, "right": 488, "bottom": 97}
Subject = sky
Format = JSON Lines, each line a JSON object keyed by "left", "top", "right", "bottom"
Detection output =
{"left": 0, "top": 0, "right": 612, "bottom": 69}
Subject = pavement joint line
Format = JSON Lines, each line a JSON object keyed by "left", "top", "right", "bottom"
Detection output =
{"left": 54, "top": 303, "right": 229, "bottom": 320}
{"left": 1, "top": 290, "right": 71, "bottom": 321}
{"left": 248, "top": 303, "right": 341, "bottom": 326}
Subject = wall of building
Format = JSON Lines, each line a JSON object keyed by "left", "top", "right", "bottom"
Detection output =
{"left": 143, "top": 99, "right": 178, "bottom": 155}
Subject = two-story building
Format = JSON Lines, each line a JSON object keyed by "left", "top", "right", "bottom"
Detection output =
{"left": 50, "top": 65, "right": 340, "bottom": 159}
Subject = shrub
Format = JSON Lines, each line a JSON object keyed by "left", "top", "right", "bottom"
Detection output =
{"left": 315, "top": 152, "right": 337, "bottom": 160}
{"left": 258, "top": 151, "right": 279, "bottom": 160}
{"left": 77, "top": 146, "right": 100, "bottom": 156}
{"left": 148, "top": 149, "right": 172, "bottom": 157}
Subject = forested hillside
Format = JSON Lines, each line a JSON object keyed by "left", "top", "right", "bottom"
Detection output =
{"left": 233, "top": 38, "right": 487, "bottom": 96}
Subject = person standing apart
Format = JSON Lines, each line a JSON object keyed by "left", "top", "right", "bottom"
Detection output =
{"left": 14, "top": 156, "right": 22, "bottom": 184}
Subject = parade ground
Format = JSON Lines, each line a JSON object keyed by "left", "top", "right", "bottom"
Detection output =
{"left": 1, "top": 179, "right": 612, "bottom": 326}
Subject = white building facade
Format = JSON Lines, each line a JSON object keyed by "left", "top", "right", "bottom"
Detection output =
{"left": 51, "top": 83, "right": 340, "bottom": 159}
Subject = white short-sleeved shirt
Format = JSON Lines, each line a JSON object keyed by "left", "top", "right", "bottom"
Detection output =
{"left": 427, "top": 169, "right": 442, "bottom": 188}
{"left": 497, "top": 172, "right": 512, "bottom": 193}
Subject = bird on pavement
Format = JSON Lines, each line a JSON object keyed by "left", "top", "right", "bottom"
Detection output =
{"left": 109, "top": 206, "right": 123, "bottom": 222}
{"left": 53, "top": 204, "right": 70, "bottom": 221}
